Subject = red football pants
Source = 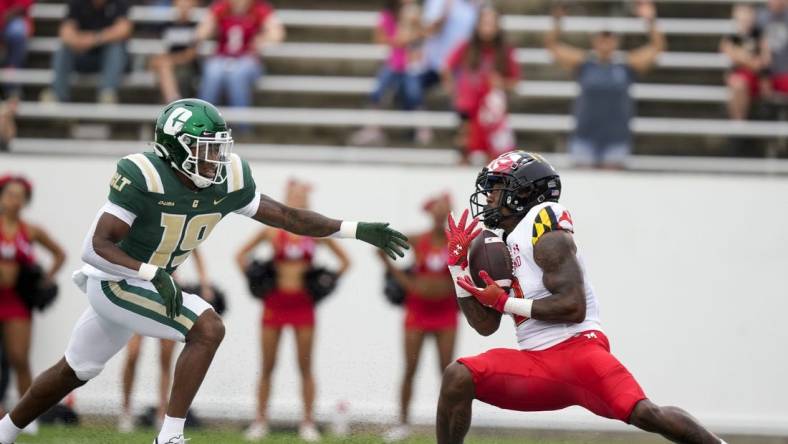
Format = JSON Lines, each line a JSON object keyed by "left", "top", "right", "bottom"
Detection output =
{"left": 458, "top": 330, "right": 647, "bottom": 422}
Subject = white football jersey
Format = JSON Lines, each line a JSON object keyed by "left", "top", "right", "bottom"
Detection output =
{"left": 505, "top": 202, "right": 603, "bottom": 351}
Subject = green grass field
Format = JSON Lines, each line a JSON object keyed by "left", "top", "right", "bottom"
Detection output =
{"left": 12, "top": 425, "right": 781, "bottom": 444}
{"left": 14, "top": 425, "right": 571, "bottom": 444}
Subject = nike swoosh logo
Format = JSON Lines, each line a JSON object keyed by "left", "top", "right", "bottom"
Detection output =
{"left": 213, "top": 196, "right": 229, "bottom": 205}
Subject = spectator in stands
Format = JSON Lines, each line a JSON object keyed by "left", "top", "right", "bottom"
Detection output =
{"left": 236, "top": 180, "right": 350, "bottom": 443}
{"left": 0, "top": 175, "right": 65, "bottom": 435}
{"left": 443, "top": 5, "right": 520, "bottom": 165}
{"left": 546, "top": 0, "right": 665, "bottom": 169}
{"left": 0, "top": 0, "right": 34, "bottom": 150}
{"left": 421, "top": 0, "right": 480, "bottom": 93}
{"left": 349, "top": 0, "right": 430, "bottom": 146}
{"left": 149, "top": 0, "right": 199, "bottom": 103}
{"left": 195, "top": 0, "right": 284, "bottom": 112}
{"left": 721, "top": 4, "right": 765, "bottom": 120}
{"left": 0, "top": 0, "right": 32, "bottom": 95}
{"left": 45, "top": 0, "right": 132, "bottom": 104}
{"left": 758, "top": 0, "right": 788, "bottom": 99}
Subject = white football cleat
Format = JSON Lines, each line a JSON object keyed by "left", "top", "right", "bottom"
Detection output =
{"left": 154, "top": 434, "right": 187, "bottom": 444}
{"left": 243, "top": 421, "right": 269, "bottom": 441}
{"left": 382, "top": 424, "right": 412, "bottom": 443}
{"left": 298, "top": 422, "right": 321, "bottom": 442}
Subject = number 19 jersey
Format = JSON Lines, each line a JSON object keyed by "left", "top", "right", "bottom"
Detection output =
{"left": 87, "top": 151, "right": 257, "bottom": 280}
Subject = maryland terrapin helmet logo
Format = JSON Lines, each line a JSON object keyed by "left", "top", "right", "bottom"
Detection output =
{"left": 470, "top": 150, "right": 562, "bottom": 229}
{"left": 153, "top": 98, "right": 233, "bottom": 189}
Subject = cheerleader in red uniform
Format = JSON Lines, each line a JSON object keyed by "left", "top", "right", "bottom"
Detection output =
{"left": 236, "top": 180, "right": 350, "bottom": 442}
{"left": 379, "top": 192, "right": 457, "bottom": 442}
{"left": 0, "top": 175, "right": 65, "bottom": 426}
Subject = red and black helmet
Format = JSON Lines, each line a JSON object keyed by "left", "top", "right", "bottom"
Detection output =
{"left": 469, "top": 151, "right": 561, "bottom": 229}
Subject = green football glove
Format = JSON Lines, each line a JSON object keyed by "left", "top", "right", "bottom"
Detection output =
{"left": 151, "top": 268, "right": 183, "bottom": 319}
{"left": 357, "top": 222, "right": 410, "bottom": 260}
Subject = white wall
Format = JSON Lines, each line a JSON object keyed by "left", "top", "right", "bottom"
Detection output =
{"left": 2, "top": 153, "right": 787, "bottom": 435}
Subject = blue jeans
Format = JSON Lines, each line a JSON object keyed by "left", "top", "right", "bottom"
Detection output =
{"left": 569, "top": 136, "right": 631, "bottom": 168}
{"left": 198, "top": 55, "right": 262, "bottom": 108}
{"left": 369, "top": 65, "right": 423, "bottom": 110}
{"left": 2, "top": 17, "right": 28, "bottom": 96}
{"left": 52, "top": 42, "right": 127, "bottom": 101}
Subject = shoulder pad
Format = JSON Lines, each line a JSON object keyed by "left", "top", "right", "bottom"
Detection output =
{"left": 119, "top": 153, "right": 166, "bottom": 194}
{"left": 225, "top": 153, "right": 254, "bottom": 193}
{"left": 531, "top": 203, "right": 574, "bottom": 246}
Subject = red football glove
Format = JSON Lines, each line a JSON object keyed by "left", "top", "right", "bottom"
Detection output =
{"left": 446, "top": 209, "right": 482, "bottom": 269}
{"left": 456, "top": 271, "right": 509, "bottom": 313}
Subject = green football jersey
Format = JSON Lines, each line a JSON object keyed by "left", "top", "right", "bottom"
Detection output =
{"left": 108, "top": 151, "right": 257, "bottom": 273}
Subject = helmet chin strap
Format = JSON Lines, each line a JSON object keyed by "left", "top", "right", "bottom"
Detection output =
{"left": 190, "top": 174, "right": 212, "bottom": 189}
{"left": 172, "top": 160, "right": 213, "bottom": 189}
{"left": 183, "top": 164, "right": 212, "bottom": 188}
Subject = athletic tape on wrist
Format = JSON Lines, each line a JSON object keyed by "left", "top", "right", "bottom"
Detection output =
{"left": 332, "top": 221, "right": 358, "bottom": 239}
{"left": 504, "top": 297, "right": 533, "bottom": 318}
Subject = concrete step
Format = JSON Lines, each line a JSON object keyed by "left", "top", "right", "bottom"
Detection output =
{"left": 11, "top": 120, "right": 776, "bottom": 158}
{"left": 11, "top": 136, "right": 788, "bottom": 174}
{"left": 11, "top": 102, "right": 786, "bottom": 158}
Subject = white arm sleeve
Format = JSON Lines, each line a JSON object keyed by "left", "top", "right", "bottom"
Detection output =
{"left": 80, "top": 202, "right": 142, "bottom": 280}
{"left": 234, "top": 193, "right": 261, "bottom": 218}
{"left": 103, "top": 201, "right": 136, "bottom": 225}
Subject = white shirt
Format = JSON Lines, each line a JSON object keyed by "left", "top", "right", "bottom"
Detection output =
{"left": 505, "top": 202, "right": 603, "bottom": 351}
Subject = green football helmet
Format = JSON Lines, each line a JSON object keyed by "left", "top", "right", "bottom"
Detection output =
{"left": 153, "top": 98, "right": 233, "bottom": 189}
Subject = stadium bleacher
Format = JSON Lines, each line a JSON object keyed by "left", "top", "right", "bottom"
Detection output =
{"left": 6, "top": 0, "right": 787, "bottom": 164}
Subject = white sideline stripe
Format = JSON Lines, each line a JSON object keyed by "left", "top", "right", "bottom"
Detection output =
{"left": 26, "top": 37, "right": 733, "bottom": 71}
{"left": 9, "top": 138, "right": 788, "bottom": 175}
{"left": 29, "top": 5, "right": 741, "bottom": 36}
{"left": 15, "top": 102, "right": 788, "bottom": 138}
{"left": 0, "top": 69, "right": 731, "bottom": 103}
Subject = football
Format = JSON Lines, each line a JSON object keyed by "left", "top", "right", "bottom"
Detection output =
{"left": 468, "top": 230, "right": 514, "bottom": 292}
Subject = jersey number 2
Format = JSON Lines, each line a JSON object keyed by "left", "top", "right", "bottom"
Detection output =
{"left": 150, "top": 212, "right": 221, "bottom": 268}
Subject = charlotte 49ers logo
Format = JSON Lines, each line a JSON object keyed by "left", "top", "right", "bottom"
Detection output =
{"left": 163, "top": 108, "right": 193, "bottom": 135}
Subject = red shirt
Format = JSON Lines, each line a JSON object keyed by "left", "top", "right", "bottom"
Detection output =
{"left": 272, "top": 230, "right": 315, "bottom": 263}
{"left": 0, "top": 220, "right": 34, "bottom": 266}
{"left": 412, "top": 232, "right": 450, "bottom": 278}
{"left": 0, "top": 0, "right": 33, "bottom": 33}
{"left": 210, "top": 0, "right": 273, "bottom": 57}
{"left": 0, "top": 0, "right": 33, "bottom": 18}
{"left": 446, "top": 42, "right": 520, "bottom": 114}
{"left": 404, "top": 232, "right": 457, "bottom": 330}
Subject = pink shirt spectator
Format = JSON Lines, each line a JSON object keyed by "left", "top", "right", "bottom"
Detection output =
{"left": 379, "top": 10, "right": 408, "bottom": 72}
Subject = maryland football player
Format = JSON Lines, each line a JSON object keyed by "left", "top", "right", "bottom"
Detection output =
{"left": 439, "top": 151, "right": 726, "bottom": 444}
